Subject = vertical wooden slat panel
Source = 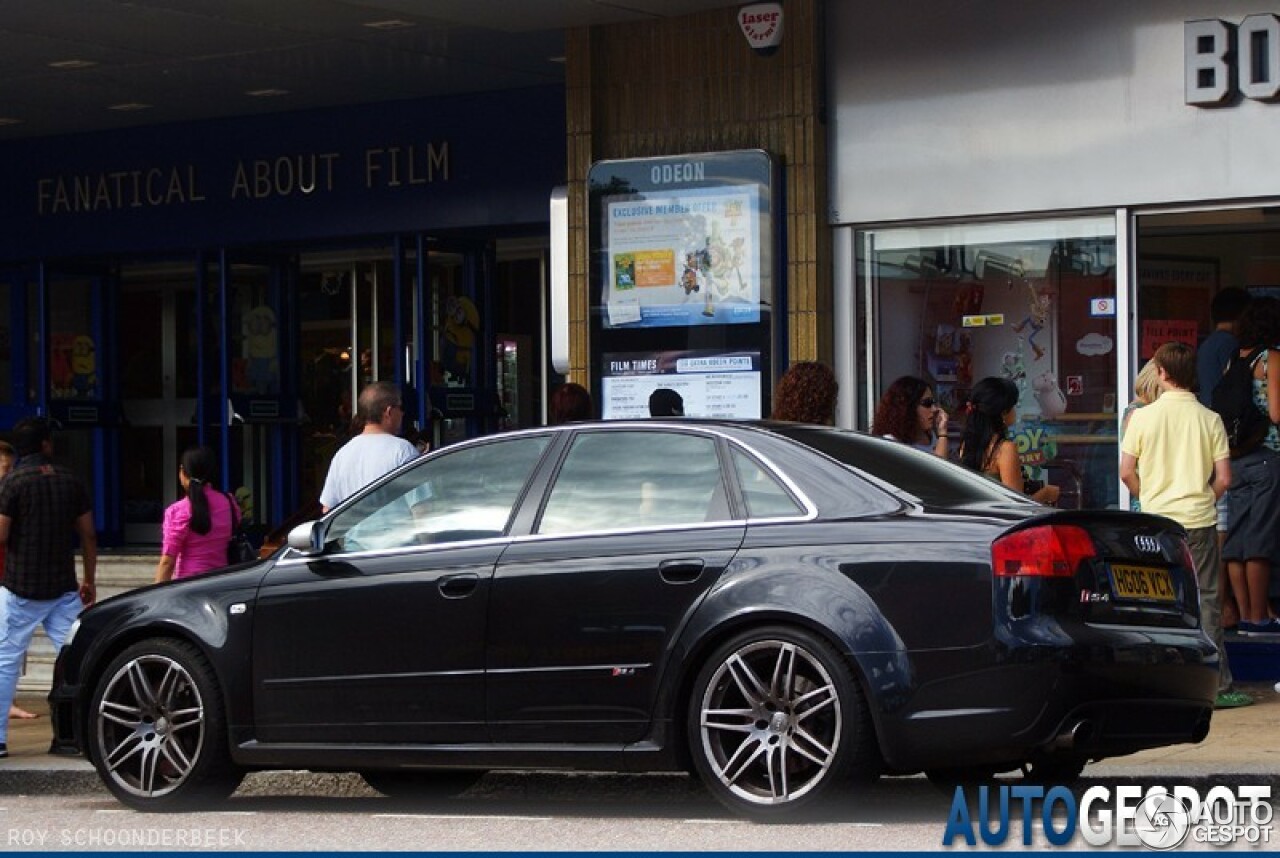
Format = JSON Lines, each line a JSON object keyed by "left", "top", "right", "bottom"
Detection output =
{"left": 564, "top": 0, "right": 829, "bottom": 380}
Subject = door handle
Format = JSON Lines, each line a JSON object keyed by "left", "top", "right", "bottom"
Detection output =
{"left": 438, "top": 573, "right": 480, "bottom": 598}
{"left": 659, "top": 559, "right": 705, "bottom": 584}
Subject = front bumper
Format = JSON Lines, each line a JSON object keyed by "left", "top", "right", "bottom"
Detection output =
{"left": 47, "top": 653, "right": 83, "bottom": 756}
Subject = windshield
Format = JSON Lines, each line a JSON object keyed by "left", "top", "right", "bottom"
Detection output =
{"left": 771, "top": 425, "right": 1032, "bottom": 507}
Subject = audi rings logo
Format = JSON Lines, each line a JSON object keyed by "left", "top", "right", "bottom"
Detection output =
{"left": 1134, "top": 535, "right": 1161, "bottom": 554}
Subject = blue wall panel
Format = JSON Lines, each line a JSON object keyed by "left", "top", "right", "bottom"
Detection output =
{"left": 0, "top": 85, "right": 565, "bottom": 260}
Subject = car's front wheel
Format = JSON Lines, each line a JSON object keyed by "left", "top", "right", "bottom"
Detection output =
{"left": 86, "top": 638, "right": 242, "bottom": 811}
{"left": 688, "top": 625, "right": 874, "bottom": 820}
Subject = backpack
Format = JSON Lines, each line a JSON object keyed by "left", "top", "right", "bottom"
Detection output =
{"left": 223, "top": 492, "right": 257, "bottom": 565}
{"left": 1211, "top": 347, "right": 1270, "bottom": 459}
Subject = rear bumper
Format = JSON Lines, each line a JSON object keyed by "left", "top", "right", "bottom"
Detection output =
{"left": 874, "top": 627, "right": 1218, "bottom": 772}
{"left": 1043, "top": 697, "right": 1212, "bottom": 758}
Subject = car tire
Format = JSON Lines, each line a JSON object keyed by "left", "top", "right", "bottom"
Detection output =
{"left": 687, "top": 625, "right": 874, "bottom": 820}
{"left": 359, "top": 770, "right": 484, "bottom": 800}
{"left": 86, "top": 638, "right": 242, "bottom": 811}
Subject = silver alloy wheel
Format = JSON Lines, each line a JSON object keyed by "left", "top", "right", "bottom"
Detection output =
{"left": 699, "top": 639, "right": 842, "bottom": 806}
{"left": 95, "top": 653, "right": 206, "bottom": 799}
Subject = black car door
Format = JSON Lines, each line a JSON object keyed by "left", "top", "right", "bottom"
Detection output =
{"left": 488, "top": 427, "right": 746, "bottom": 744}
{"left": 251, "top": 433, "right": 552, "bottom": 745}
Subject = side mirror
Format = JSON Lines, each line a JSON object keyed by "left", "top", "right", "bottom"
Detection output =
{"left": 286, "top": 520, "right": 326, "bottom": 556}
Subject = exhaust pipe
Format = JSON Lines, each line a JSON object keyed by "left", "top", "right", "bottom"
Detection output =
{"left": 1050, "top": 718, "right": 1095, "bottom": 751}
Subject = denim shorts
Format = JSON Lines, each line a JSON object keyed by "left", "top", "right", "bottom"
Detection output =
{"left": 1222, "top": 448, "right": 1280, "bottom": 561}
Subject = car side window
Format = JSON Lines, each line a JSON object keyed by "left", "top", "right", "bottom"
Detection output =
{"left": 538, "top": 430, "right": 725, "bottom": 535}
{"left": 731, "top": 447, "right": 805, "bottom": 519}
{"left": 328, "top": 435, "right": 550, "bottom": 553}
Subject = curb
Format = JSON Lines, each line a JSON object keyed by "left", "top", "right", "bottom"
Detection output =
{"left": 0, "top": 767, "right": 1277, "bottom": 801}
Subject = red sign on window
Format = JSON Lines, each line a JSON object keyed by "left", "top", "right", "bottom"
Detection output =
{"left": 1140, "top": 320, "right": 1198, "bottom": 359}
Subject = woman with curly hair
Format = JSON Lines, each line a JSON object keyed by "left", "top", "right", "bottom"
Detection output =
{"left": 957, "top": 376, "right": 1059, "bottom": 505}
{"left": 548, "top": 382, "right": 593, "bottom": 425}
{"left": 770, "top": 361, "right": 838, "bottom": 424}
{"left": 871, "top": 375, "right": 949, "bottom": 457}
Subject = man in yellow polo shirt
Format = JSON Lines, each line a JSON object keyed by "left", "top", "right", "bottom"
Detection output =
{"left": 1120, "top": 342, "right": 1249, "bottom": 708}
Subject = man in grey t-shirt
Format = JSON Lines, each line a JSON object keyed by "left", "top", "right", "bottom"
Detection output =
{"left": 320, "top": 381, "right": 419, "bottom": 512}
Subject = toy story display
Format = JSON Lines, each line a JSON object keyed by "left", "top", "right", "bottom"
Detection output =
{"left": 1032, "top": 371, "right": 1068, "bottom": 419}
{"left": 1013, "top": 281, "right": 1052, "bottom": 361}
{"left": 243, "top": 305, "right": 279, "bottom": 395}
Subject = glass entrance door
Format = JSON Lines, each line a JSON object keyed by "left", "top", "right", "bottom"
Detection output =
{"left": 118, "top": 267, "right": 201, "bottom": 544}
{"left": 298, "top": 253, "right": 404, "bottom": 505}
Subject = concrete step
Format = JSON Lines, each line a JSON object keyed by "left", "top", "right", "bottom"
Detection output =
{"left": 19, "top": 554, "right": 156, "bottom": 694}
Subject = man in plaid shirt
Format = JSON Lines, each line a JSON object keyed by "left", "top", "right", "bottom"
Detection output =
{"left": 0, "top": 418, "right": 97, "bottom": 756}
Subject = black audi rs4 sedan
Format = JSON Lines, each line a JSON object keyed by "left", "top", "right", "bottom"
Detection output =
{"left": 50, "top": 420, "right": 1217, "bottom": 820}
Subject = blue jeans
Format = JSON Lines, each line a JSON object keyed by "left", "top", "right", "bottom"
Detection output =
{"left": 0, "top": 588, "right": 82, "bottom": 744}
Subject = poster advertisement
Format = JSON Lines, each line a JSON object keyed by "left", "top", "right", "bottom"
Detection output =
{"left": 1140, "top": 319, "right": 1198, "bottom": 359}
{"left": 601, "top": 349, "right": 762, "bottom": 419}
{"left": 603, "top": 186, "right": 761, "bottom": 329}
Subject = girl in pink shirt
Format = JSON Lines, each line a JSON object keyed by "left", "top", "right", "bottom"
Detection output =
{"left": 155, "top": 446, "right": 239, "bottom": 583}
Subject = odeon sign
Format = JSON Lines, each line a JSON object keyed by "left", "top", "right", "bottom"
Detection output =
{"left": 1186, "top": 14, "right": 1280, "bottom": 105}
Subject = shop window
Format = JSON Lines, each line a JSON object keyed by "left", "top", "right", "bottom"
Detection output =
{"left": 857, "top": 218, "right": 1119, "bottom": 509}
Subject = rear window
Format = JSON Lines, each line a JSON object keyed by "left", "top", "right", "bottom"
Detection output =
{"left": 771, "top": 426, "right": 1030, "bottom": 507}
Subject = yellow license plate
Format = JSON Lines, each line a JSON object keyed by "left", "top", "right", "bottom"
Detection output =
{"left": 1110, "top": 564, "right": 1176, "bottom": 602}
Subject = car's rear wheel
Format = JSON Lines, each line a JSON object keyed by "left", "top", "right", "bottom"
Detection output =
{"left": 359, "top": 770, "right": 484, "bottom": 800}
{"left": 688, "top": 625, "right": 873, "bottom": 820}
{"left": 86, "top": 639, "right": 242, "bottom": 811}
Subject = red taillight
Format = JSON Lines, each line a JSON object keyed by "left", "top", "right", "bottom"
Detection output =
{"left": 992, "top": 524, "right": 1097, "bottom": 578}
{"left": 1176, "top": 539, "right": 1196, "bottom": 574}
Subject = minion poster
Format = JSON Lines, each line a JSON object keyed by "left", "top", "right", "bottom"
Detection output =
{"left": 50, "top": 332, "right": 98, "bottom": 399}
{"left": 603, "top": 186, "right": 760, "bottom": 329}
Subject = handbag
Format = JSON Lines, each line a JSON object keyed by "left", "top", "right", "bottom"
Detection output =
{"left": 224, "top": 492, "right": 257, "bottom": 565}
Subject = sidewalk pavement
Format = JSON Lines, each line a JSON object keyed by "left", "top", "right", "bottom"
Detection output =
{"left": 2, "top": 683, "right": 1278, "bottom": 797}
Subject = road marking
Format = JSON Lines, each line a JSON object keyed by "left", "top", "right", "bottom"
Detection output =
{"left": 91, "top": 807, "right": 255, "bottom": 816}
{"left": 682, "top": 819, "right": 883, "bottom": 827}
{"left": 373, "top": 813, "right": 553, "bottom": 822}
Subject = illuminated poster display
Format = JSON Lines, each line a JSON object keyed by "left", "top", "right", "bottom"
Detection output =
{"left": 604, "top": 187, "right": 761, "bottom": 328}
{"left": 601, "top": 350, "right": 763, "bottom": 419}
{"left": 589, "top": 150, "right": 778, "bottom": 419}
